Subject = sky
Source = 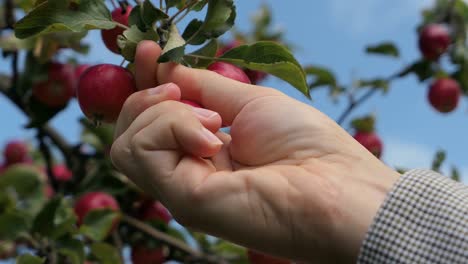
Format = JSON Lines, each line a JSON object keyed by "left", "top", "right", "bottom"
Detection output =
{"left": 0, "top": 0, "right": 467, "bottom": 183}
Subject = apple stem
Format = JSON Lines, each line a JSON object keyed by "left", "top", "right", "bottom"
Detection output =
{"left": 112, "top": 230, "right": 125, "bottom": 263}
{"left": 115, "top": 22, "right": 130, "bottom": 30}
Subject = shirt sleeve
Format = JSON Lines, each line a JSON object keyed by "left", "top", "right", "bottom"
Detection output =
{"left": 357, "top": 169, "right": 468, "bottom": 264}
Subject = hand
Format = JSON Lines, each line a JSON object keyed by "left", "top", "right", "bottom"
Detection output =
{"left": 110, "top": 41, "right": 400, "bottom": 263}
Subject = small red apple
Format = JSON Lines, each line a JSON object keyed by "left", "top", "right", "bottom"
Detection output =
{"left": 428, "top": 78, "right": 461, "bottom": 113}
{"left": 44, "top": 183, "right": 54, "bottom": 199}
{"left": 74, "top": 192, "right": 120, "bottom": 226}
{"left": 247, "top": 249, "right": 291, "bottom": 264}
{"left": 353, "top": 131, "right": 383, "bottom": 158}
{"left": 139, "top": 200, "right": 172, "bottom": 224}
{"left": 419, "top": 24, "right": 451, "bottom": 60}
{"left": 245, "top": 69, "right": 268, "bottom": 84}
{"left": 101, "top": 6, "right": 132, "bottom": 54}
{"left": 3, "top": 140, "right": 29, "bottom": 165}
{"left": 32, "top": 62, "right": 75, "bottom": 107}
{"left": 77, "top": 64, "right": 137, "bottom": 124}
{"left": 207, "top": 62, "right": 251, "bottom": 84}
{"left": 131, "top": 245, "right": 165, "bottom": 264}
{"left": 52, "top": 164, "right": 73, "bottom": 182}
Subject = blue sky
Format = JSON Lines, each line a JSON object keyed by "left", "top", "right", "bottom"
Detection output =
{"left": 0, "top": 0, "right": 467, "bottom": 182}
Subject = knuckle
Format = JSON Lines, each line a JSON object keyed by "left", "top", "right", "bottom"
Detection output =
{"left": 110, "top": 138, "right": 125, "bottom": 171}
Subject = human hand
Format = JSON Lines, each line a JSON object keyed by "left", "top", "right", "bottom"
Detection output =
{"left": 110, "top": 41, "right": 400, "bottom": 263}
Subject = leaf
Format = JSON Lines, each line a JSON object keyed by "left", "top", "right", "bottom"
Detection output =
{"left": 451, "top": 166, "right": 461, "bottom": 182}
{"left": 118, "top": 25, "right": 159, "bottom": 62}
{"left": 212, "top": 240, "right": 248, "bottom": 260}
{"left": 365, "top": 42, "right": 400, "bottom": 58}
{"left": 351, "top": 115, "right": 375, "bottom": 133}
{"left": 199, "top": 0, "right": 236, "bottom": 38}
{"left": 431, "top": 150, "right": 446, "bottom": 172}
{"left": 184, "top": 39, "right": 218, "bottom": 68}
{"left": 32, "top": 197, "right": 77, "bottom": 239}
{"left": 216, "top": 41, "right": 309, "bottom": 96}
{"left": 165, "top": 0, "right": 185, "bottom": 9}
{"left": 304, "top": 65, "right": 337, "bottom": 88}
{"left": 16, "top": 254, "right": 45, "bottom": 264}
{"left": 0, "top": 211, "right": 30, "bottom": 240}
{"left": 80, "top": 118, "right": 115, "bottom": 151}
{"left": 182, "top": 19, "right": 205, "bottom": 45}
{"left": 129, "top": 1, "right": 168, "bottom": 32}
{"left": 398, "top": 60, "right": 434, "bottom": 82}
{"left": 90, "top": 242, "right": 122, "bottom": 264}
{"left": 159, "top": 24, "right": 186, "bottom": 63}
{"left": 57, "top": 238, "right": 85, "bottom": 264}
{"left": 0, "top": 164, "right": 46, "bottom": 215}
{"left": 357, "top": 78, "right": 390, "bottom": 92}
{"left": 79, "top": 209, "right": 120, "bottom": 241}
{"left": 15, "top": 0, "right": 115, "bottom": 39}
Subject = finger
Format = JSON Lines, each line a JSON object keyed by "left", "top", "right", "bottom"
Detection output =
{"left": 155, "top": 62, "right": 284, "bottom": 125}
{"left": 210, "top": 132, "right": 233, "bottom": 171}
{"left": 114, "top": 83, "right": 181, "bottom": 140}
{"left": 135, "top": 40, "right": 161, "bottom": 90}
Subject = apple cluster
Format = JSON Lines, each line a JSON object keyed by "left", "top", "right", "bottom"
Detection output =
{"left": 419, "top": 24, "right": 461, "bottom": 113}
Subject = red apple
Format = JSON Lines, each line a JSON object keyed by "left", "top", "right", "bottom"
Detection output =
{"left": 245, "top": 69, "right": 268, "bottom": 84}
{"left": 139, "top": 200, "right": 172, "bottom": 224}
{"left": 3, "top": 140, "right": 29, "bottom": 165}
{"left": 419, "top": 24, "right": 451, "bottom": 60}
{"left": 74, "top": 64, "right": 91, "bottom": 96}
{"left": 74, "top": 192, "right": 120, "bottom": 226}
{"left": 77, "top": 64, "right": 137, "bottom": 124}
{"left": 52, "top": 164, "right": 73, "bottom": 182}
{"left": 101, "top": 6, "right": 132, "bottom": 54}
{"left": 428, "top": 78, "right": 461, "bottom": 113}
{"left": 353, "top": 131, "right": 383, "bottom": 158}
{"left": 44, "top": 183, "right": 54, "bottom": 199}
{"left": 32, "top": 62, "right": 75, "bottom": 107}
{"left": 207, "top": 62, "right": 251, "bottom": 84}
{"left": 131, "top": 245, "right": 165, "bottom": 264}
{"left": 216, "top": 39, "right": 243, "bottom": 57}
{"left": 247, "top": 249, "right": 291, "bottom": 264}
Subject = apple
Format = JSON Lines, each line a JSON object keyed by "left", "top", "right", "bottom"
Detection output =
{"left": 74, "top": 192, "right": 120, "bottom": 226}
{"left": 419, "top": 24, "right": 451, "bottom": 60}
{"left": 77, "top": 64, "right": 137, "bottom": 124}
{"left": 207, "top": 62, "right": 251, "bottom": 84}
{"left": 101, "top": 6, "right": 132, "bottom": 54}
{"left": 52, "top": 164, "right": 73, "bottom": 182}
{"left": 139, "top": 200, "right": 172, "bottom": 224}
{"left": 428, "top": 78, "right": 461, "bottom": 113}
{"left": 3, "top": 140, "right": 29, "bottom": 165}
{"left": 131, "top": 245, "right": 165, "bottom": 264}
{"left": 32, "top": 62, "right": 75, "bottom": 107}
{"left": 353, "top": 131, "right": 383, "bottom": 158}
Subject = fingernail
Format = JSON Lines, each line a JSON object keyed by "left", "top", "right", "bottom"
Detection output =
{"left": 192, "top": 107, "right": 219, "bottom": 119}
{"left": 147, "top": 83, "right": 174, "bottom": 95}
{"left": 200, "top": 127, "right": 223, "bottom": 146}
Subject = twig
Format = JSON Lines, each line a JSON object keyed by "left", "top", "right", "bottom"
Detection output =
{"left": 336, "top": 89, "right": 378, "bottom": 125}
{"left": 167, "top": 0, "right": 198, "bottom": 24}
{"left": 5, "top": 0, "right": 15, "bottom": 29}
{"left": 112, "top": 230, "right": 125, "bottom": 264}
{"left": 160, "top": 0, "right": 163, "bottom": 10}
{"left": 37, "top": 129, "right": 59, "bottom": 191}
{"left": 110, "top": 0, "right": 118, "bottom": 9}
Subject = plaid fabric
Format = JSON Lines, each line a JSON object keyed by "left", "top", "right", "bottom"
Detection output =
{"left": 357, "top": 169, "right": 468, "bottom": 264}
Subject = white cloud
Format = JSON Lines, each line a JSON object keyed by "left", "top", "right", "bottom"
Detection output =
{"left": 328, "top": 0, "right": 433, "bottom": 35}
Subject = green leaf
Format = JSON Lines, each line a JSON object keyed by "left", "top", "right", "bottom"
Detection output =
{"left": 16, "top": 254, "right": 45, "bottom": 264}
{"left": 398, "top": 60, "right": 434, "bottom": 82}
{"left": 357, "top": 78, "right": 390, "bottom": 92}
{"left": 451, "top": 166, "right": 461, "bottom": 182}
{"left": 351, "top": 115, "right": 375, "bottom": 133}
{"left": 80, "top": 118, "right": 115, "bottom": 151}
{"left": 159, "top": 24, "right": 186, "bottom": 63}
{"left": 365, "top": 42, "right": 400, "bottom": 58}
{"left": 0, "top": 164, "right": 46, "bottom": 215}
{"left": 214, "top": 41, "right": 309, "bottom": 96}
{"left": 0, "top": 211, "right": 30, "bottom": 240}
{"left": 129, "top": 1, "right": 168, "bottom": 31}
{"left": 118, "top": 25, "right": 159, "bottom": 62}
{"left": 199, "top": 0, "right": 236, "bottom": 38}
{"left": 184, "top": 39, "right": 218, "bottom": 68}
{"left": 15, "top": 0, "right": 115, "bottom": 39}
{"left": 57, "top": 238, "right": 85, "bottom": 264}
{"left": 165, "top": 0, "right": 185, "bottom": 9}
{"left": 431, "top": 150, "right": 446, "bottom": 172}
{"left": 32, "top": 197, "right": 77, "bottom": 239}
{"left": 212, "top": 240, "right": 248, "bottom": 261}
{"left": 304, "top": 65, "right": 337, "bottom": 88}
{"left": 90, "top": 242, "right": 122, "bottom": 264}
{"left": 79, "top": 209, "right": 120, "bottom": 241}
{"left": 182, "top": 19, "right": 205, "bottom": 45}
{"left": 192, "top": 0, "right": 208, "bottom": 11}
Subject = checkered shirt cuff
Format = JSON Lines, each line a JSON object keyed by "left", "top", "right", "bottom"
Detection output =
{"left": 357, "top": 169, "right": 468, "bottom": 264}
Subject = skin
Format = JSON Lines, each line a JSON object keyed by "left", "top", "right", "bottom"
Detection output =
{"left": 110, "top": 41, "right": 401, "bottom": 263}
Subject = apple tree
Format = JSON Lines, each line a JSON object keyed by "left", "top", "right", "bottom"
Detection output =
{"left": 0, "top": 0, "right": 465, "bottom": 263}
